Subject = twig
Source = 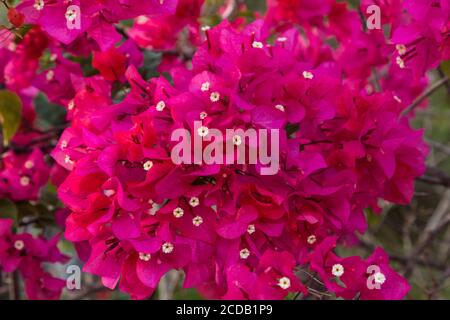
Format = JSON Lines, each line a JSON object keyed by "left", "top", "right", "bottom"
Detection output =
{"left": 404, "top": 189, "right": 450, "bottom": 278}
{"left": 419, "top": 167, "right": 450, "bottom": 187}
{"left": 437, "top": 67, "right": 450, "bottom": 95}
{"left": 401, "top": 77, "right": 450, "bottom": 116}
{"left": 426, "top": 138, "right": 450, "bottom": 156}
{"left": 8, "top": 271, "right": 20, "bottom": 300}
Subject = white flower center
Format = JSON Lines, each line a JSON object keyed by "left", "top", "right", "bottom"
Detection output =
{"left": 136, "top": 15, "right": 149, "bottom": 24}
{"left": 46, "top": 70, "right": 54, "bottom": 81}
{"left": 143, "top": 160, "right": 154, "bottom": 171}
{"left": 34, "top": 0, "right": 44, "bottom": 10}
{"left": 192, "top": 216, "right": 203, "bottom": 227}
{"left": 201, "top": 82, "right": 210, "bottom": 92}
{"left": 374, "top": 272, "right": 386, "bottom": 284}
{"left": 396, "top": 56, "right": 405, "bottom": 69}
{"left": 189, "top": 197, "right": 200, "bottom": 207}
{"left": 332, "top": 264, "right": 344, "bottom": 277}
{"left": 65, "top": 9, "right": 77, "bottom": 22}
{"left": 64, "top": 154, "right": 73, "bottom": 165}
{"left": 162, "top": 242, "right": 174, "bottom": 254}
{"left": 233, "top": 135, "right": 242, "bottom": 146}
{"left": 67, "top": 100, "right": 75, "bottom": 110}
{"left": 395, "top": 44, "right": 406, "bottom": 55}
{"left": 302, "top": 71, "right": 314, "bottom": 79}
{"left": 307, "top": 235, "right": 316, "bottom": 244}
{"left": 197, "top": 126, "right": 209, "bottom": 137}
{"left": 199, "top": 111, "right": 208, "bottom": 120}
{"left": 103, "top": 189, "right": 115, "bottom": 197}
{"left": 275, "top": 104, "right": 285, "bottom": 112}
{"left": 14, "top": 240, "right": 25, "bottom": 251}
{"left": 156, "top": 101, "right": 166, "bottom": 111}
{"left": 210, "top": 92, "right": 220, "bottom": 102}
{"left": 24, "top": 160, "right": 34, "bottom": 169}
{"left": 173, "top": 207, "right": 184, "bottom": 218}
{"left": 20, "top": 176, "right": 30, "bottom": 187}
{"left": 278, "top": 277, "right": 291, "bottom": 289}
{"left": 139, "top": 252, "right": 151, "bottom": 261}
{"left": 252, "top": 41, "right": 264, "bottom": 49}
{"left": 239, "top": 248, "right": 250, "bottom": 259}
{"left": 247, "top": 224, "right": 255, "bottom": 235}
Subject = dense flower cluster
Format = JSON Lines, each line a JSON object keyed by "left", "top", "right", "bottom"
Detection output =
{"left": 0, "top": 0, "right": 447, "bottom": 300}
{"left": 51, "top": 18, "right": 428, "bottom": 299}
{"left": 0, "top": 219, "right": 68, "bottom": 299}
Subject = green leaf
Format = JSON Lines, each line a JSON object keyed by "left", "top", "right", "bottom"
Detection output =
{"left": 0, "top": 90, "right": 22, "bottom": 146}
{"left": 440, "top": 60, "right": 450, "bottom": 78}
{"left": 34, "top": 93, "right": 66, "bottom": 130}
{"left": 0, "top": 198, "right": 18, "bottom": 224}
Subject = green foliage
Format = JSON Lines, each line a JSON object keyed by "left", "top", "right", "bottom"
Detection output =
{"left": 34, "top": 93, "right": 67, "bottom": 130}
{"left": 0, "top": 90, "right": 22, "bottom": 146}
{"left": 0, "top": 198, "right": 18, "bottom": 225}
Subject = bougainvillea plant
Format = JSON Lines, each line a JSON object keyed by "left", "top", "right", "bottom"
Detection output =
{"left": 0, "top": 0, "right": 448, "bottom": 300}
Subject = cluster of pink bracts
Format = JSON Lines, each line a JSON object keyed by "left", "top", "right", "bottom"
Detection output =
{"left": 0, "top": 0, "right": 448, "bottom": 300}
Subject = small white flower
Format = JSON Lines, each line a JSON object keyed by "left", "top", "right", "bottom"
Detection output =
{"left": 14, "top": 240, "right": 25, "bottom": 251}
{"left": 199, "top": 111, "right": 208, "bottom": 120}
{"left": 332, "top": 264, "right": 345, "bottom": 277}
{"left": 156, "top": 101, "right": 166, "bottom": 111}
{"left": 201, "top": 26, "right": 211, "bottom": 32}
{"left": 34, "top": 0, "right": 44, "bottom": 11}
{"left": 68, "top": 100, "right": 75, "bottom": 111}
{"left": 201, "top": 82, "right": 210, "bottom": 92}
{"left": 139, "top": 252, "right": 151, "bottom": 261}
{"left": 136, "top": 15, "right": 149, "bottom": 24}
{"left": 277, "top": 37, "right": 287, "bottom": 42}
{"left": 46, "top": 70, "right": 54, "bottom": 81}
{"left": 210, "top": 92, "right": 220, "bottom": 102}
{"left": 233, "top": 135, "right": 242, "bottom": 146}
{"left": 20, "top": 176, "right": 30, "bottom": 187}
{"left": 162, "top": 242, "right": 174, "bottom": 254}
{"left": 247, "top": 224, "right": 255, "bottom": 235}
{"left": 103, "top": 189, "right": 115, "bottom": 197}
{"left": 275, "top": 104, "right": 285, "bottom": 112}
{"left": 189, "top": 197, "right": 200, "bottom": 207}
{"left": 61, "top": 140, "right": 68, "bottom": 149}
{"left": 173, "top": 207, "right": 184, "bottom": 218}
{"left": 307, "top": 235, "right": 316, "bottom": 245}
{"left": 65, "top": 8, "right": 77, "bottom": 22}
{"left": 197, "top": 126, "right": 209, "bottom": 137}
{"left": 24, "top": 160, "right": 34, "bottom": 169}
{"left": 252, "top": 41, "right": 264, "bottom": 49}
{"left": 302, "top": 71, "right": 314, "bottom": 79}
{"left": 192, "top": 216, "right": 203, "bottom": 227}
{"left": 64, "top": 154, "right": 73, "bottom": 165}
{"left": 396, "top": 56, "right": 405, "bottom": 69}
{"left": 239, "top": 248, "right": 250, "bottom": 259}
{"left": 374, "top": 272, "right": 386, "bottom": 285}
{"left": 148, "top": 203, "right": 159, "bottom": 215}
{"left": 395, "top": 44, "right": 406, "bottom": 55}
{"left": 143, "top": 160, "right": 154, "bottom": 171}
{"left": 278, "top": 277, "right": 291, "bottom": 289}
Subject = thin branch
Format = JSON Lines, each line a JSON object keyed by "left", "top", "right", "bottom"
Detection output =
{"left": 401, "top": 76, "right": 450, "bottom": 116}
{"left": 404, "top": 189, "right": 450, "bottom": 278}
{"left": 426, "top": 138, "right": 450, "bottom": 156}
